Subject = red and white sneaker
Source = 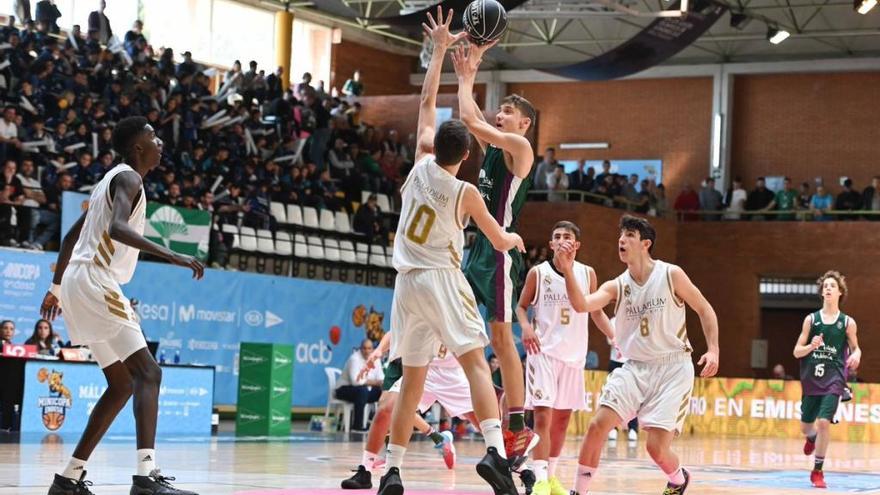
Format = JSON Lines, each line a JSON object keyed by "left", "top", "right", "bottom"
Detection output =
{"left": 439, "top": 431, "right": 456, "bottom": 469}
{"left": 503, "top": 427, "right": 540, "bottom": 471}
{"left": 804, "top": 437, "right": 816, "bottom": 456}
{"left": 810, "top": 469, "right": 826, "bottom": 488}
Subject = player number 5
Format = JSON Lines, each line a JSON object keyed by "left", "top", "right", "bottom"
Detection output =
{"left": 560, "top": 307, "right": 570, "bottom": 325}
{"left": 814, "top": 363, "right": 825, "bottom": 378}
{"left": 405, "top": 203, "right": 437, "bottom": 245}
{"left": 640, "top": 317, "right": 650, "bottom": 337}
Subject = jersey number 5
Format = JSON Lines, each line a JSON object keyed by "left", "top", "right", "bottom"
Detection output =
{"left": 560, "top": 308, "right": 570, "bottom": 325}
{"left": 405, "top": 203, "right": 437, "bottom": 245}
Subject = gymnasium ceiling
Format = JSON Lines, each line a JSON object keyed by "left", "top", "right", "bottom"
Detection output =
{"left": 260, "top": 0, "right": 880, "bottom": 68}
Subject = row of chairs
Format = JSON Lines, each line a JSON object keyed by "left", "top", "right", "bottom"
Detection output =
{"left": 269, "top": 192, "right": 394, "bottom": 234}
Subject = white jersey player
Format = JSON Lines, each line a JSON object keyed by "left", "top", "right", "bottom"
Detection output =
{"left": 567, "top": 215, "right": 719, "bottom": 495}
{"left": 378, "top": 8, "right": 525, "bottom": 495}
{"left": 515, "top": 221, "right": 614, "bottom": 495}
{"left": 41, "top": 117, "right": 204, "bottom": 495}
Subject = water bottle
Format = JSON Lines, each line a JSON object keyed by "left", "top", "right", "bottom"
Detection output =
{"left": 174, "top": 350, "right": 180, "bottom": 364}
{"left": 13, "top": 405, "right": 20, "bottom": 431}
{"left": 159, "top": 349, "right": 166, "bottom": 364}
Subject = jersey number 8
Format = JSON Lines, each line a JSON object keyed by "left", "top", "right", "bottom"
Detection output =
{"left": 640, "top": 317, "right": 650, "bottom": 337}
{"left": 405, "top": 203, "right": 437, "bottom": 245}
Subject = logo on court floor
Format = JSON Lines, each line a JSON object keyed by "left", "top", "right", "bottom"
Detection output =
{"left": 35, "top": 368, "right": 72, "bottom": 431}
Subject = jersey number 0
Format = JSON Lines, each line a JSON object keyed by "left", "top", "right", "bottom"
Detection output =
{"left": 405, "top": 202, "right": 437, "bottom": 245}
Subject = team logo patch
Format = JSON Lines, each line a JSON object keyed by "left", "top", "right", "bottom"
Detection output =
{"left": 534, "top": 389, "right": 543, "bottom": 400}
{"left": 837, "top": 322, "right": 843, "bottom": 329}
{"left": 36, "top": 368, "right": 72, "bottom": 431}
{"left": 438, "top": 345, "right": 448, "bottom": 359}
{"left": 624, "top": 285, "right": 632, "bottom": 298}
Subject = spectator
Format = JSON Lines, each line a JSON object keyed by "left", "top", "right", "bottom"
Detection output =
{"left": 264, "top": 66, "right": 284, "bottom": 101}
{"left": 296, "top": 72, "right": 313, "bottom": 99}
{"left": 594, "top": 160, "right": 612, "bottom": 187}
{"left": 16, "top": 157, "right": 45, "bottom": 248}
{"left": 30, "top": 172, "right": 68, "bottom": 250}
{"left": 0, "top": 107, "right": 22, "bottom": 164}
{"left": 568, "top": 160, "right": 594, "bottom": 194}
{"left": 767, "top": 177, "right": 799, "bottom": 221}
{"left": 335, "top": 339, "right": 384, "bottom": 431}
{"left": 0, "top": 320, "right": 14, "bottom": 345}
{"left": 488, "top": 353, "right": 502, "bottom": 388}
{"left": 745, "top": 177, "right": 775, "bottom": 219}
{"left": 533, "top": 147, "right": 558, "bottom": 194}
{"left": 87, "top": 0, "right": 112, "bottom": 44}
{"left": 835, "top": 178, "right": 862, "bottom": 220}
{"left": 771, "top": 363, "right": 794, "bottom": 380}
{"left": 24, "top": 319, "right": 61, "bottom": 356}
{"left": 673, "top": 183, "right": 700, "bottom": 221}
{"left": 304, "top": 89, "right": 331, "bottom": 169}
{"left": 809, "top": 184, "right": 834, "bottom": 221}
{"left": 123, "top": 20, "right": 147, "bottom": 60}
{"left": 547, "top": 164, "right": 569, "bottom": 202}
{"left": 633, "top": 179, "right": 651, "bottom": 214}
{"left": 863, "top": 176, "right": 880, "bottom": 220}
{"left": 622, "top": 174, "right": 641, "bottom": 209}
{"left": 651, "top": 184, "right": 668, "bottom": 217}
{"left": 798, "top": 182, "right": 812, "bottom": 212}
{"left": 34, "top": 0, "right": 61, "bottom": 34}
{"left": 176, "top": 51, "right": 198, "bottom": 79}
{"left": 342, "top": 70, "right": 364, "bottom": 97}
{"left": 353, "top": 193, "right": 385, "bottom": 243}
{"left": 698, "top": 177, "right": 723, "bottom": 220}
{"left": 724, "top": 177, "right": 747, "bottom": 220}
{"left": 0, "top": 160, "right": 30, "bottom": 246}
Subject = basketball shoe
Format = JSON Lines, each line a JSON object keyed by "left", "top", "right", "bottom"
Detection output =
{"left": 341, "top": 465, "right": 372, "bottom": 489}
{"left": 130, "top": 469, "right": 198, "bottom": 494}
{"left": 436, "top": 430, "right": 456, "bottom": 469}
{"left": 476, "top": 447, "right": 518, "bottom": 495}
{"left": 47, "top": 471, "right": 95, "bottom": 495}
{"left": 549, "top": 476, "right": 567, "bottom": 495}
{"left": 504, "top": 427, "right": 540, "bottom": 470}
{"left": 662, "top": 468, "right": 690, "bottom": 495}
{"left": 377, "top": 467, "right": 403, "bottom": 495}
{"left": 810, "top": 470, "right": 827, "bottom": 488}
{"left": 519, "top": 469, "right": 536, "bottom": 495}
{"left": 804, "top": 436, "right": 816, "bottom": 456}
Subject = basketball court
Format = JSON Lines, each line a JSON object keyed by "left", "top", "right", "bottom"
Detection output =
{"left": 4, "top": 429, "right": 880, "bottom": 494}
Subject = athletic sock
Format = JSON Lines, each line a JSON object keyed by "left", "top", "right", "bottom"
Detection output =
{"left": 384, "top": 444, "right": 406, "bottom": 474}
{"left": 548, "top": 457, "right": 560, "bottom": 478}
{"left": 509, "top": 408, "right": 525, "bottom": 432}
{"left": 814, "top": 456, "right": 825, "bottom": 471}
{"left": 666, "top": 466, "right": 686, "bottom": 486}
{"left": 480, "top": 419, "right": 506, "bottom": 458}
{"left": 574, "top": 464, "right": 596, "bottom": 494}
{"left": 807, "top": 432, "right": 817, "bottom": 443}
{"left": 61, "top": 457, "right": 87, "bottom": 480}
{"left": 136, "top": 449, "right": 156, "bottom": 477}
{"left": 362, "top": 450, "right": 378, "bottom": 471}
{"left": 426, "top": 427, "right": 444, "bottom": 446}
{"left": 532, "top": 460, "right": 549, "bottom": 482}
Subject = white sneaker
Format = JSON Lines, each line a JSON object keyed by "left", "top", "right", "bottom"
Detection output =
{"left": 627, "top": 429, "right": 638, "bottom": 442}
{"left": 608, "top": 429, "right": 618, "bottom": 441}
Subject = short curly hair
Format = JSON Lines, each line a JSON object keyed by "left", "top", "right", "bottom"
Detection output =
{"left": 817, "top": 270, "right": 847, "bottom": 303}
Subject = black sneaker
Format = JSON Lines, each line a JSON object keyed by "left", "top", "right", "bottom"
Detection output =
{"left": 130, "top": 469, "right": 198, "bottom": 495}
{"left": 341, "top": 465, "right": 372, "bottom": 489}
{"left": 662, "top": 468, "right": 690, "bottom": 495}
{"left": 842, "top": 387, "right": 853, "bottom": 403}
{"left": 48, "top": 472, "right": 95, "bottom": 495}
{"left": 519, "top": 469, "right": 536, "bottom": 495}
{"left": 476, "top": 447, "right": 517, "bottom": 495}
{"left": 376, "top": 467, "right": 403, "bottom": 495}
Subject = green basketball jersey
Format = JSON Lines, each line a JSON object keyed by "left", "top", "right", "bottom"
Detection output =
{"left": 477, "top": 145, "right": 531, "bottom": 231}
{"left": 799, "top": 311, "right": 848, "bottom": 396}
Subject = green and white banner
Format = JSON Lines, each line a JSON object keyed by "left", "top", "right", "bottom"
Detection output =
{"left": 144, "top": 203, "right": 211, "bottom": 262}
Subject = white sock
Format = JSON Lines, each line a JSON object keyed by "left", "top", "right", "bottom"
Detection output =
{"left": 479, "top": 419, "right": 506, "bottom": 459}
{"left": 532, "top": 459, "right": 549, "bottom": 482}
{"left": 362, "top": 450, "right": 378, "bottom": 471}
{"left": 384, "top": 444, "right": 406, "bottom": 475}
{"left": 61, "top": 457, "right": 87, "bottom": 480}
{"left": 666, "top": 466, "right": 686, "bottom": 485}
{"left": 548, "top": 457, "right": 560, "bottom": 478}
{"left": 574, "top": 464, "right": 596, "bottom": 495}
{"left": 136, "top": 449, "right": 156, "bottom": 476}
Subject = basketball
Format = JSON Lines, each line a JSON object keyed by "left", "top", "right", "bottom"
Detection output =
{"left": 462, "top": 0, "right": 508, "bottom": 46}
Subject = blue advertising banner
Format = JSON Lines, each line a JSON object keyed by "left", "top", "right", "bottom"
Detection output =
{"left": 0, "top": 249, "right": 393, "bottom": 407}
{"left": 61, "top": 191, "right": 89, "bottom": 239}
{"left": 20, "top": 361, "right": 213, "bottom": 434}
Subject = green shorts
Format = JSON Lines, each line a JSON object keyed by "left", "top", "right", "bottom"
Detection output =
{"left": 382, "top": 358, "right": 402, "bottom": 391}
{"left": 463, "top": 233, "right": 524, "bottom": 323}
{"left": 801, "top": 394, "right": 840, "bottom": 423}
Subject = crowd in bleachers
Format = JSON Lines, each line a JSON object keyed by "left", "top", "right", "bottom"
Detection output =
{"left": 0, "top": 15, "right": 410, "bottom": 268}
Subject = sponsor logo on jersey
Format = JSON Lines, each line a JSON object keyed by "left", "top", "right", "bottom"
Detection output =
{"left": 623, "top": 284, "right": 632, "bottom": 298}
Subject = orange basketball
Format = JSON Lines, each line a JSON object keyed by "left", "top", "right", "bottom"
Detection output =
{"left": 37, "top": 368, "right": 49, "bottom": 383}
{"left": 42, "top": 411, "right": 65, "bottom": 431}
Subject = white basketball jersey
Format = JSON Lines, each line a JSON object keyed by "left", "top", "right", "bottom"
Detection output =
{"left": 70, "top": 164, "right": 146, "bottom": 284}
{"left": 531, "top": 261, "right": 592, "bottom": 368}
{"left": 613, "top": 260, "right": 691, "bottom": 362}
{"left": 393, "top": 155, "right": 468, "bottom": 273}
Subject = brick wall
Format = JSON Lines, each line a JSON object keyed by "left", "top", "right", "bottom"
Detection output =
{"left": 330, "top": 40, "right": 418, "bottom": 96}
{"left": 731, "top": 73, "right": 880, "bottom": 191}
{"left": 507, "top": 78, "right": 714, "bottom": 201}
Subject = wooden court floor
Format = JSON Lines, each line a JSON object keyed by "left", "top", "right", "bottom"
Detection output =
{"left": 3, "top": 425, "right": 880, "bottom": 494}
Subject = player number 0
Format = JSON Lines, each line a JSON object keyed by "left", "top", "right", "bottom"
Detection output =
{"left": 405, "top": 203, "right": 437, "bottom": 245}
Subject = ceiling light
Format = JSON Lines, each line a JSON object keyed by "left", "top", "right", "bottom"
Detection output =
{"left": 767, "top": 26, "right": 790, "bottom": 44}
{"left": 855, "top": 0, "right": 877, "bottom": 14}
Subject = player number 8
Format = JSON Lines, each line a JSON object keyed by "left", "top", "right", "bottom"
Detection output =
{"left": 814, "top": 363, "right": 825, "bottom": 378}
{"left": 405, "top": 203, "right": 437, "bottom": 245}
{"left": 639, "top": 317, "right": 650, "bottom": 337}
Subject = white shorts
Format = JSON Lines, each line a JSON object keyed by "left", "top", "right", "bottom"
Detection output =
{"left": 389, "top": 364, "right": 474, "bottom": 418}
{"left": 60, "top": 262, "right": 145, "bottom": 367}
{"left": 525, "top": 353, "right": 587, "bottom": 411}
{"left": 391, "top": 270, "right": 489, "bottom": 367}
{"left": 599, "top": 353, "right": 694, "bottom": 434}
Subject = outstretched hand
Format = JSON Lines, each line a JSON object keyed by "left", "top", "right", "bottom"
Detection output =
{"left": 450, "top": 40, "right": 498, "bottom": 80}
{"left": 422, "top": 6, "right": 468, "bottom": 50}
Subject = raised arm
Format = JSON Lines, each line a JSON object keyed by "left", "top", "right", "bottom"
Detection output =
{"left": 552, "top": 242, "right": 617, "bottom": 314}
{"left": 516, "top": 267, "right": 540, "bottom": 354}
{"left": 461, "top": 183, "right": 524, "bottom": 253}
{"left": 415, "top": 7, "right": 467, "bottom": 165}
{"left": 451, "top": 43, "right": 533, "bottom": 178}
{"left": 670, "top": 265, "right": 719, "bottom": 377}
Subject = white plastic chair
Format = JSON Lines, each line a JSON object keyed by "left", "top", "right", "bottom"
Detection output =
{"left": 239, "top": 227, "right": 257, "bottom": 252}
{"left": 323, "top": 367, "right": 353, "bottom": 433}
{"left": 287, "top": 204, "right": 303, "bottom": 226}
{"left": 270, "top": 202, "right": 287, "bottom": 224}
{"left": 355, "top": 243, "right": 369, "bottom": 265}
{"left": 335, "top": 211, "right": 352, "bottom": 234}
{"left": 302, "top": 206, "right": 319, "bottom": 229}
{"left": 324, "top": 238, "right": 341, "bottom": 262}
{"left": 369, "top": 245, "right": 386, "bottom": 267}
{"left": 319, "top": 209, "right": 336, "bottom": 231}
{"left": 307, "top": 236, "right": 325, "bottom": 260}
{"left": 339, "top": 240, "right": 357, "bottom": 264}
{"left": 256, "top": 229, "right": 275, "bottom": 254}
{"left": 376, "top": 194, "right": 392, "bottom": 213}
